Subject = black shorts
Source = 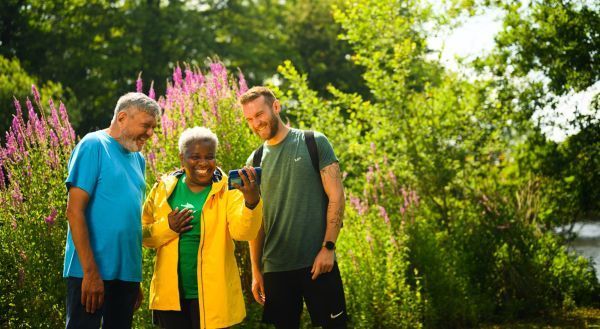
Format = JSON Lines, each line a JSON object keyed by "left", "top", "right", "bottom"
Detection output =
{"left": 262, "top": 262, "right": 347, "bottom": 328}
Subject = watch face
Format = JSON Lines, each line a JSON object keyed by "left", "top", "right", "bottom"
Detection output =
{"left": 325, "top": 241, "right": 335, "bottom": 250}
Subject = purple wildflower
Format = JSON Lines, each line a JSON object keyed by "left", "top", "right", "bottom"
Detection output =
{"left": 370, "top": 142, "right": 376, "bottom": 154}
{"left": 59, "top": 102, "right": 75, "bottom": 143}
{"left": 149, "top": 81, "right": 156, "bottom": 100}
{"left": 13, "top": 97, "right": 23, "bottom": 120}
{"left": 379, "top": 205, "right": 390, "bottom": 224}
{"left": 238, "top": 71, "right": 248, "bottom": 96}
{"left": 5, "top": 132, "right": 18, "bottom": 159}
{"left": 173, "top": 66, "right": 183, "bottom": 87}
{"left": 136, "top": 73, "right": 143, "bottom": 93}
{"left": 185, "top": 67, "right": 194, "bottom": 92}
{"left": 11, "top": 182, "right": 23, "bottom": 206}
{"left": 388, "top": 170, "right": 397, "bottom": 187}
{"left": 31, "top": 84, "right": 41, "bottom": 105}
{"left": 49, "top": 105, "right": 61, "bottom": 130}
{"left": 45, "top": 208, "right": 58, "bottom": 225}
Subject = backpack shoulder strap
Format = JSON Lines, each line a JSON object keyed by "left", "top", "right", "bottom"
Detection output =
{"left": 304, "top": 130, "right": 319, "bottom": 172}
{"left": 252, "top": 144, "right": 264, "bottom": 167}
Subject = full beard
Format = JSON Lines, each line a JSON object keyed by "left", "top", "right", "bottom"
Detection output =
{"left": 258, "top": 114, "right": 280, "bottom": 140}
{"left": 118, "top": 127, "right": 142, "bottom": 152}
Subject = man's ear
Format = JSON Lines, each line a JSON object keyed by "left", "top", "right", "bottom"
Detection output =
{"left": 117, "top": 109, "right": 129, "bottom": 124}
{"left": 179, "top": 153, "right": 184, "bottom": 167}
{"left": 272, "top": 100, "right": 281, "bottom": 115}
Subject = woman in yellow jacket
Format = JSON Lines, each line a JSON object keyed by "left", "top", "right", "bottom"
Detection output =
{"left": 142, "top": 126, "right": 262, "bottom": 329}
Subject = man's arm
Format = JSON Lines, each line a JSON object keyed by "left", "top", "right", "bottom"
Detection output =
{"left": 66, "top": 187, "right": 104, "bottom": 313}
{"left": 249, "top": 224, "right": 266, "bottom": 305}
{"left": 311, "top": 161, "right": 345, "bottom": 280}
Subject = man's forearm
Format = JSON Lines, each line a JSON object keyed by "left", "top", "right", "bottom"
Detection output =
{"left": 249, "top": 225, "right": 265, "bottom": 274}
{"left": 323, "top": 195, "right": 345, "bottom": 243}
{"left": 320, "top": 162, "right": 345, "bottom": 244}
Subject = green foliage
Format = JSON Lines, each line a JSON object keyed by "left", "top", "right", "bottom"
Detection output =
{"left": 489, "top": 0, "right": 599, "bottom": 94}
{"left": 0, "top": 55, "right": 79, "bottom": 135}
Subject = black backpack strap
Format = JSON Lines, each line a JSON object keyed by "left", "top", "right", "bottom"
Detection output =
{"left": 252, "top": 144, "right": 264, "bottom": 167}
{"left": 304, "top": 130, "right": 319, "bottom": 172}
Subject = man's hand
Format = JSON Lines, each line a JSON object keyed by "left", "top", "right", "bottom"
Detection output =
{"left": 168, "top": 208, "right": 194, "bottom": 233}
{"left": 311, "top": 248, "right": 335, "bottom": 280}
{"left": 81, "top": 270, "right": 104, "bottom": 313}
{"left": 252, "top": 271, "right": 266, "bottom": 305}
{"left": 134, "top": 286, "right": 143, "bottom": 311}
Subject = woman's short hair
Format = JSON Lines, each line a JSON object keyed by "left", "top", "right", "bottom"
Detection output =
{"left": 178, "top": 127, "right": 219, "bottom": 154}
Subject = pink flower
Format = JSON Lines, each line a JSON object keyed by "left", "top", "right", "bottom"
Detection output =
{"left": 379, "top": 205, "right": 390, "bottom": 224}
{"left": 32, "top": 84, "right": 41, "bottom": 105}
{"left": 13, "top": 97, "right": 23, "bottom": 121}
{"left": 149, "top": 81, "right": 156, "bottom": 100}
{"left": 238, "top": 71, "right": 248, "bottom": 96}
{"left": 11, "top": 182, "right": 23, "bottom": 206}
{"left": 173, "top": 66, "right": 183, "bottom": 87}
{"left": 136, "top": 73, "right": 143, "bottom": 93}
{"left": 388, "top": 170, "right": 397, "bottom": 187}
{"left": 45, "top": 208, "right": 58, "bottom": 225}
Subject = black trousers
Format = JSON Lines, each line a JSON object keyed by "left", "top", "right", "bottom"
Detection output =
{"left": 152, "top": 299, "right": 200, "bottom": 329}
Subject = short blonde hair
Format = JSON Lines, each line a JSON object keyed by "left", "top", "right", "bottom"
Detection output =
{"left": 239, "top": 86, "right": 276, "bottom": 107}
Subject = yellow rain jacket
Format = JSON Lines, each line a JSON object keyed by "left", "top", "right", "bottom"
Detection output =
{"left": 142, "top": 168, "right": 262, "bottom": 329}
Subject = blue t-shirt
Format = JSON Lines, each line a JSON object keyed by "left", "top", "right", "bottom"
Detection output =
{"left": 63, "top": 130, "right": 146, "bottom": 282}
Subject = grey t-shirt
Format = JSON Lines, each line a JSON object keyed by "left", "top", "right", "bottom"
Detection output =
{"left": 247, "top": 128, "right": 338, "bottom": 273}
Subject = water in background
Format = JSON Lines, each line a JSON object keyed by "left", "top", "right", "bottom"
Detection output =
{"left": 556, "top": 221, "right": 600, "bottom": 280}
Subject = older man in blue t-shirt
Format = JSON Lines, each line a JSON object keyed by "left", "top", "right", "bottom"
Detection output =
{"left": 64, "top": 92, "right": 160, "bottom": 328}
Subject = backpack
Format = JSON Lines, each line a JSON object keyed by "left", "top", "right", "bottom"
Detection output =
{"left": 252, "top": 130, "right": 319, "bottom": 172}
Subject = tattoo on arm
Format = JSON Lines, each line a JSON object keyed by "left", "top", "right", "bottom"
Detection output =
{"left": 321, "top": 163, "right": 344, "bottom": 229}
{"left": 321, "top": 162, "right": 342, "bottom": 180}
{"left": 327, "top": 201, "right": 344, "bottom": 229}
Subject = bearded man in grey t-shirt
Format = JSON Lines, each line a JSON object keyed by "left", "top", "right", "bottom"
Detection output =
{"left": 240, "top": 86, "right": 348, "bottom": 329}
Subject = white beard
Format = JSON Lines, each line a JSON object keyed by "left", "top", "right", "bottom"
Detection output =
{"left": 118, "top": 127, "right": 142, "bottom": 152}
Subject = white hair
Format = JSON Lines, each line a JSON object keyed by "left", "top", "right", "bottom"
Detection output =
{"left": 178, "top": 127, "right": 219, "bottom": 154}
{"left": 111, "top": 92, "right": 161, "bottom": 124}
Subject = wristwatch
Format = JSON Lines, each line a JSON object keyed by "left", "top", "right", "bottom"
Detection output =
{"left": 322, "top": 241, "right": 336, "bottom": 251}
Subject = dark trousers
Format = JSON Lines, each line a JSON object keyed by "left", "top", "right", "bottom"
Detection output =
{"left": 152, "top": 299, "right": 200, "bottom": 329}
{"left": 66, "top": 277, "right": 139, "bottom": 329}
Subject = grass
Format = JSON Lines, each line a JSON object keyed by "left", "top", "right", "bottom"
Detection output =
{"left": 482, "top": 308, "right": 600, "bottom": 329}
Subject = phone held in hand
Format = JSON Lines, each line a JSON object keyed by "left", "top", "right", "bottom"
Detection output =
{"left": 228, "top": 167, "right": 262, "bottom": 190}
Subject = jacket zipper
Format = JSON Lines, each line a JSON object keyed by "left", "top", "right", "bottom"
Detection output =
{"left": 198, "top": 195, "right": 210, "bottom": 329}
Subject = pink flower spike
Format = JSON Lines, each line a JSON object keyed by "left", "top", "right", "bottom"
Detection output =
{"left": 45, "top": 208, "right": 59, "bottom": 225}
{"left": 379, "top": 205, "right": 390, "bottom": 224}
{"left": 13, "top": 97, "right": 23, "bottom": 119}
{"left": 149, "top": 81, "right": 156, "bottom": 100}
{"left": 238, "top": 71, "right": 248, "bottom": 96}
{"left": 136, "top": 72, "right": 143, "bottom": 92}
{"left": 31, "top": 84, "right": 41, "bottom": 105}
{"left": 173, "top": 66, "right": 183, "bottom": 87}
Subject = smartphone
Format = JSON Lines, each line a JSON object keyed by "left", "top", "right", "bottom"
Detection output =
{"left": 228, "top": 167, "right": 262, "bottom": 190}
